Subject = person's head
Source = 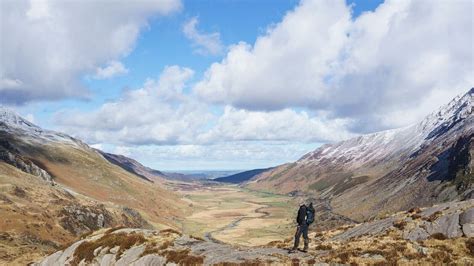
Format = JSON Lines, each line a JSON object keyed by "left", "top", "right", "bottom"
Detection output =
{"left": 298, "top": 198, "right": 306, "bottom": 206}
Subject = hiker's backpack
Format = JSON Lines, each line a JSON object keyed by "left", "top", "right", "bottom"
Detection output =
{"left": 306, "top": 208, "right": 315, "bottom": 225}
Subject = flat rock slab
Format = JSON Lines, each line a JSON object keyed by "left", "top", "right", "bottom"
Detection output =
{"left": 426, "top": 212, "right": 462, "bottom": 238}
{"left": 460, "top": 208, "right": 474, "bottom": 225}
{"left": 331, "top": 217, "right": 396, "bottom": 241}
{"left": 462, "top": 224, "right": 474, "bottom": 237}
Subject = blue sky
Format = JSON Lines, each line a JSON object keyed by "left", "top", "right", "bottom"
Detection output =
{"left": 1, "top": 0, "right": 472, "bottom": 170}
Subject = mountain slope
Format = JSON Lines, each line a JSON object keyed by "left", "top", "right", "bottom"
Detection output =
{"left": 247, "top": 88, "right": 474, "bottom": 221}
{"left": 98, "top": 150, "right": 167, "bottom": 183}
{"left": 214, "top": 168, "right": 274, "bottom": 184}
{"left": 0, "top": 107, "right": 188, "bottom": 263}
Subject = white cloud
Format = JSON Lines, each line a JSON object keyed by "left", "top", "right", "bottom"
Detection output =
{"left": 198, "top": 107, "right": 354, "bottom": 143}
{"left": 54, "top": 65, "right": 213, "bottom": 145}
{"left": 101, "top": 142, "right": 321, "bottom": 171}
{"left": 54, "top": 64, "right": 353, "bottom": 147}
{"left": 183, "top": 17, "right": 223, "bottom": 56}
{"left": 94, "top": 61, "right": 129, "bottom": 79}
{"left": 0, "top": 78, "right": 23, "bottom": 89}
{"left": 194, "top": 0, "right": 473, "bottom": 132}
{"left": 0, "top": 0, "right": 181, "bottom": 104}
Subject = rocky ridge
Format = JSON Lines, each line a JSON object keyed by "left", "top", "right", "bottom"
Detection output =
{"left": 247, "top": 88, "right": 474, "bottom": 221}
{"left": 37, "top": 200, "right": 474, "bottom": 265}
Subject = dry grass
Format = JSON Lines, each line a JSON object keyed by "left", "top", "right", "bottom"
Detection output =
{"left": 424, "top": 211, "right": 442, "bottom": 222}
{"left": 159, "top": 228, "right": 182, "bottom": 236}
{"left": 71, "top": 232, "right": 146, "bottom": 265}
{"left": 466, "top": 238, "right": 474, "bottom": 256}
{"left": 104, "top": 226, "right": 127, "bottom": 235}
{"left": 161, "top": 249, "right": 204, "bottom": 264}
{"left": 315, "top": 244, "right": 333, "bottom": 250}
{"left": 393, "top": 220, "right": 407, "bottom": 230}
{"left": 190, "top": 235, "right": 205, "bottom": 241}
{"left": 430, "top": 250, "right": 451, "bottom": 263}
{"left": 140, "top": 245, "right": 161, "bottom": 257}
{"left": 407, "top": 207, "right": 422, "bottom": 214}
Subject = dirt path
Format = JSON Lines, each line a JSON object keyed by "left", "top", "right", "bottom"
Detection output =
{"left": 204, "top": 201, "right": 271, "bottom": 243}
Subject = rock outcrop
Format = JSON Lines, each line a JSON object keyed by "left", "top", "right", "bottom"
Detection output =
{"left": 36, "top": 199, "right": 474, "bottom": 265}
{"left": 0, "top": 149, "right": 53, "bottom": 183}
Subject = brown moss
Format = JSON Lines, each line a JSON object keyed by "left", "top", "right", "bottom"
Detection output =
{"left": 71, "top": 232, "right": 146, "bottom": 265}
{"left": 430, "top": 232, "right": 447, "bottom": 240}
{"left": 411, "top": 214, "right": 422, "bottom": 220}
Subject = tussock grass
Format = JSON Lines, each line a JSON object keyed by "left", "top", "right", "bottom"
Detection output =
{"left": 161, "top": 249, "right": 204, "bottom": 264}
{"left": 159, "top": 228, "right": 182, "bottom": 236}
{"left": 393, "top": 220, "right": 407, "bottom": 230}
{"left": 407, "top": 207, "right": 422, "bottom": 214}
{"left": 424, "top": 211, "right": 442, "bottom": 222}
{"left": 315, "top": 244, "right": 333, "bottom": 250}
{"left": 71, "top": 232, "right": 145, "bottom": 265}
{"left": 466, "top": 238, "right": 474, "bottom": 256}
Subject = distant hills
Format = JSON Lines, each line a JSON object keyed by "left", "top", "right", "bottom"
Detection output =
{"left": 214, "top": 167, "right": 274, "bottom": 184}
{"left": 247, "top": 88, "right": 473, "bottom": 221}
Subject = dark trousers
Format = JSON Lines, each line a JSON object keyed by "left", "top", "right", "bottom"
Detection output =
{"left": 293, "top": 223, "right": 309, "bottom": 249}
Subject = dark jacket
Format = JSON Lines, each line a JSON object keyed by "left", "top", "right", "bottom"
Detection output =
{"left": 296, "top": 204, "right": 307, "bottom": 225}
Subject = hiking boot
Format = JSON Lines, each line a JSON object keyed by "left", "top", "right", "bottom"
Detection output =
{"left": 303, "top": 240, "right": 309, "bottom": 252}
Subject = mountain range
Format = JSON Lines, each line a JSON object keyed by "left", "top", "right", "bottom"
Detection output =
{"left": 1, "top": 88, "right": 473, "bottom": 264}
{"left": 247, "top": 88, "right": 473, "bottom": 221}
{"left": 0, "top": 107, "right": 188, "bottom": 263}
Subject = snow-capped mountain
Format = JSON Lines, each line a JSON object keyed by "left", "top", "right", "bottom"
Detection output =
{"left": 0, "top": 106, "right": 81, "bottom": 145}
{"left": 298, "top": 88, "right": 473, "bottom": 169}
{"left": 248, "top": 88, "right": 473, "bottom": 221}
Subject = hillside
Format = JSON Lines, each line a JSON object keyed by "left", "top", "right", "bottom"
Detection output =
{"left": 36, "top": 200, "right": 474, "bottom": 265}
{"left": 98, "top": 150, "right": 167, "bottom": 183}
{"left": 247, "top": 88, "right": 473, "bottom": 221}
{"left": 0, "top": 107, "right": 188, "bottom": 264}
{"left": 214, "top": 167, "right": 274, "bottom": 184}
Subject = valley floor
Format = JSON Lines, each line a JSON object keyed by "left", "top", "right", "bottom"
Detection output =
{"left": 168, "top": 182, "right": 297, "bottom": 246}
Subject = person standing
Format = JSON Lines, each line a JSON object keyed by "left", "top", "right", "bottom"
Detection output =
{"left": 290, "top": 201, "right": 314, "bottom": 253}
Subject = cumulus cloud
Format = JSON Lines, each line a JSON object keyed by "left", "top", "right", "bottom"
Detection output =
{"left": 194, "top": 0, "right": 473, "bottom": 132}
{"left": 54, "top": 64, "right": 352, "bottom": 146}
{"left": 94, "top": 61, "right": 129, "bottom": 79}
{"left": 0, "top": 0, "right": 181, "bottom": 104}
{"left": 54, "top": 65, "right": 209, "bottom": 145}
{"left": 183, "top": 17, "right": 224, "bottom": 55}
{"left": 198, "top": 107, "right": 353, "bottom": 143}
{"left": 99, "top": 142, "right": 320, "bottom": 170}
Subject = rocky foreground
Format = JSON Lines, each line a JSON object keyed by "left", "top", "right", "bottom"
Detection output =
{"left": 36, "top": 200, "right": 474, "bottom": 265}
